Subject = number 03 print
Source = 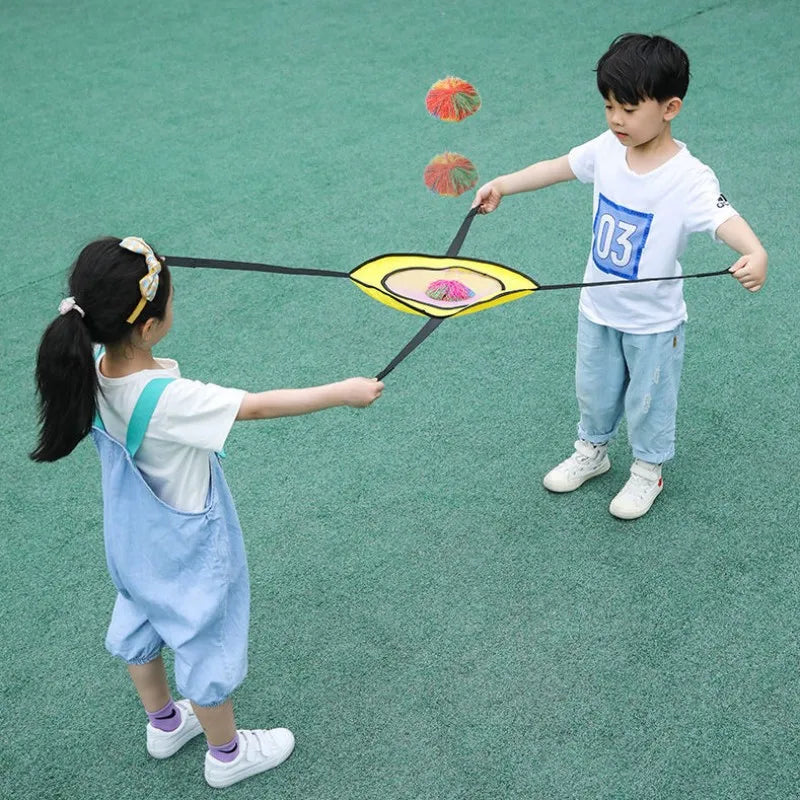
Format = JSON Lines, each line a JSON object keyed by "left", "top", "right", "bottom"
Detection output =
{"left": 591, "top": 193, "right": 653, "bottom": 280}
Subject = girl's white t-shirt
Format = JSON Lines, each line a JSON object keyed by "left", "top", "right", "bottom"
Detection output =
{"left": 95, "top": 356, "right": 246, "bottom": 512}
{"left": 568, "top": 130, "right": 739, "bottom": 334}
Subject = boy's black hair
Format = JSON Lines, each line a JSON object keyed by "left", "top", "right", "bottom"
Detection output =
{"left": 596, "top": 33, "right": 690, "bottom": 104}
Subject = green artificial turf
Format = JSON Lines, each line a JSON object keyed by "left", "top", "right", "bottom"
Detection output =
{"left": 1, "top": 1, "right": 797, "bottom": 797}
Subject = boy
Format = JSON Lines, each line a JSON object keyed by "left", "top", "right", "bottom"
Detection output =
{"left": 472, "top": 33, "right": 767, "bottom": 519}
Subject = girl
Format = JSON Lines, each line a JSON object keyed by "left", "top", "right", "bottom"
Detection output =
{"left": 32, "top": 236, "right": 383, "bottom": 788}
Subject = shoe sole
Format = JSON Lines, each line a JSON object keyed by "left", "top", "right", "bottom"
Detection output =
{"left": 543, "top": 458, "right": 611, "bottom": 493}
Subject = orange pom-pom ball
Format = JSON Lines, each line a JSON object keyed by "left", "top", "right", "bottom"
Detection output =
{"left": 423, "top": 152, "right": 478, "bottom": 197}
{"left": 425, "top": 76, "right": 481, "bottom": 122}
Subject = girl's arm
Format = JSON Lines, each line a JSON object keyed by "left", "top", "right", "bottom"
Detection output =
{"left": 715, "top": 215, "right": 768, "bottom": 292}
{"left": 472, "top": 155, "right": 576, "bottom": 213}
{"left": 237, "top": 377, "right": 383, "bottom": 421}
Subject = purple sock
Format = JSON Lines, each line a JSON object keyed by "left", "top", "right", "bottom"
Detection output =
{"left": 147, "top": 699, "right": 182, "bottom": 733}
{"left": 208, "top": 734, "right": 240, "bottom": 763}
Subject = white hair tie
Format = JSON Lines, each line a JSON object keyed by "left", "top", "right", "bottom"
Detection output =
{"left": 58, "top": 297, "right": 85, "bottom": 318}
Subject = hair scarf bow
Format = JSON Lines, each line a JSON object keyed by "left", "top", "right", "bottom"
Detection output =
{"left": 119, "top": 236, "right": 162, "bottom": 323}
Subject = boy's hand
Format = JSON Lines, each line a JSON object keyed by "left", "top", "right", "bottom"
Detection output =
{"left": 472, "top": 182, "right": 503, "bottom": 213}
{"left": 340, "top": 377, "right": 384, "bottom": 407}
{"left": 729, "top": 249, "right": 767, "bottom": 292}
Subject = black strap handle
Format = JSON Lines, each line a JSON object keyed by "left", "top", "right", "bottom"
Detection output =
{"left": 165, "top": 255, "right": 348, "bottom": 279}
{"left": 537, "top": 267, "right": 731, "bottom": 291}
{"left": 376, "top": 318, "right": 444, "bottom": 381}
{"left": 445, "top": 206, "right": 479, "bottom": 257}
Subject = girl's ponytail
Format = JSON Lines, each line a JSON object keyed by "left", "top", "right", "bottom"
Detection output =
{"left": 31, "top": 237, "right": 171, "bottom": 462}
{"left": 31, "top": 309, "right": 98, "bottom": 461}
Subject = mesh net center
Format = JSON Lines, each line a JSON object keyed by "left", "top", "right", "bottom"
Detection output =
{"left": 384, "top": 266, "right": 504, "bottom": 309}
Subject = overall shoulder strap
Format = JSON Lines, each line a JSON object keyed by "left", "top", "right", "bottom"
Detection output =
{"left": 93, "top": 345, "right": 107, "bottom": 430}
{"left": 126, "top": 377, "right": 176, "bottom": 457}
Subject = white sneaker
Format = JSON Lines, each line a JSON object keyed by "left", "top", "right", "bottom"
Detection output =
{"left": 146, "top": 699, "right": 204, "bottom": 759}
{"left": 543, "top": 440, "right": 610, "bottom": 492}
{"left": 204, "top": 728, "right": 295, "bottom": 788}
{"left": 609, "top": 459, "right": 663, "bottom": 519}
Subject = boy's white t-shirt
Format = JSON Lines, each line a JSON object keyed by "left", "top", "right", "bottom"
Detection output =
{"left": 95, "top": 356, "right": 246, "bottom": 513}
{"left": 567, "top": 130, "right": 739, "bottom": 334}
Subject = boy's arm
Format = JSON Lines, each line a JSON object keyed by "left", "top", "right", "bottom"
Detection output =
{"left": 715, "top": 216, "right": 768, "bottom": 292}
{"left": 472, "top": 155, "right": 575, "bottom": 213}
{"left": 236, "top": 378, "right": 383, "bottom": 420}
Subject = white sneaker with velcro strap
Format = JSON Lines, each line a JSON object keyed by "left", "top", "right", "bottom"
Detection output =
{"left": 609, "top": 459, "right": 663, "bottom": 519}
{"left": 204, "top": 727, "right": 295, "bottom": 788}
{"left": 146, "top": 699, "right": 204, "bottom": 759}
{"left": 542, "top": 439, "right": 611, "bottom": 492}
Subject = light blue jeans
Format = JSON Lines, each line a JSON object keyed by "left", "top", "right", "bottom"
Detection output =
{"left": 575, "top": 312, "right": 686, "bottom": 463}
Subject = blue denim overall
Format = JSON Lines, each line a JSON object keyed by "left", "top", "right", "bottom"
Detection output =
{"left": 92, "top": 378, "right": 249, "bottom": 706}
